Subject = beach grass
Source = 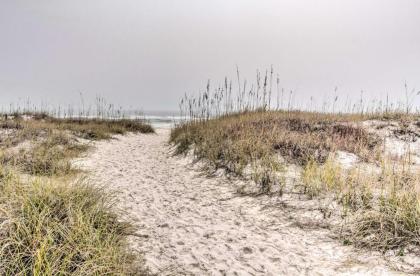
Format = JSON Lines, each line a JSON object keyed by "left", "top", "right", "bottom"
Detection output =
{"left": 171, "top": 90, "right": 420, "bottom": 252}
{"left": 0, "top": 112, "right": 153, "bottom": 275}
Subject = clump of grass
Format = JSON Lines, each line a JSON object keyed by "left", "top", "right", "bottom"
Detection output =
{"left": 18, "top": 143, "right": 72, "bottom": 176}
{"left": 302, "top": 158, "right": 375, "bottom": 213}
{"left": 251, "top": 157, "right": 286, "bottom": 194}
{"left": 44, "top": 117, "right": 155, "bottom": 140}
{"left": 0, "top": 114, "right": 154, "bottom": 148}
{"left": 0, "top": 170, "right": 145, "bottom": 275}
{"left": 171, "top": 111, "right": 381, "bottom": 190}
{"left": 302, "top": 158, "right": 419, "bottom": 251}
{"left": 346, "top": 164, "right": 420, "bottom": 251}
{"left": 301, "top": 158, "right": 344, "bottom": 198}
{"left": 1, "top": 132, "right": 88, "bottom": 176}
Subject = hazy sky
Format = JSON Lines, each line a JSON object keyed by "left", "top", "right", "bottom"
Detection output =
{"left": 1, "top": 0, "right": 419, "bottom": 112}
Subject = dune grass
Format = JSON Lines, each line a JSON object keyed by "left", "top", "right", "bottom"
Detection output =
{"left": 171, "top": 110, "right": 420, "bottom": 252}
{"left": 0, "top": 113, "right": 154, "bottom": 145}
{"left": 0, "top": 173, "right": 145, "bottom": 275}
{"left": 302, "top": 158, "right": 420, "bottom": 251}
{"left": 170, "top": 111, "right": 381, "bottom": 176}
{"left": 0, "top": 113, "right": 153, "bottom": 275}
{"left": 8, "top": 133, "right": 87, "bottom": 176}
{"left": 0, "top": 114, "right": 154, "bottom": 176}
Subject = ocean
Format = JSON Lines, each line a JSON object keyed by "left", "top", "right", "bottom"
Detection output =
{"left": 136, "top": 111, "right": 184, "bottom": 129}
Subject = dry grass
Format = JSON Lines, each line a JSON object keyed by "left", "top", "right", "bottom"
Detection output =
{"left": 302, "top": 158, "right": 419, "bottom": 251}
{"left": 171, "top": 110, "right": 381, "bottom": 173}
{"left": 0, "top": 171, "right": 146, "bottom": 275}
{"left": 11, "top": 134, "right": 87, "bottom": 176}
{"left": 346, "top": 164, "right": 419, "bottom": 251}
{"left": 0, "top": 115, "right": 154, "bottom": 176}
{"left": 0, "top": 114, "right": 154, "bottom": 146}
{"left": 171, "top": 110, "right": 420, "bottom": 252}
{"left": 0, "top": 113, "right": 153, "bottom": 275}
{"left": 45, "top": 117, "right": 155, "bottom": 140}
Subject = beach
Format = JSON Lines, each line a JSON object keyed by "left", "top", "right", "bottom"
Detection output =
{"left": 77, "top": 129, "right": 418, "bottom": 275}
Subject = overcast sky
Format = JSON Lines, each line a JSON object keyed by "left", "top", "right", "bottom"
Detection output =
{"left": 1, "top": 0, "right": 419, "bottom": 112}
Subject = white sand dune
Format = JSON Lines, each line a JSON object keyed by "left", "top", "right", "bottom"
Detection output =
{"left": 77, "top": 129, "right": 417, "bottom": 275}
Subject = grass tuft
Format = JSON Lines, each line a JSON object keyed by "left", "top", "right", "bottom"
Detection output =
{"left": 0, "top": 172, "right": 145, "bottom": 275}
{"left": 171, "top": 111, "right": 381, "bottom": 186}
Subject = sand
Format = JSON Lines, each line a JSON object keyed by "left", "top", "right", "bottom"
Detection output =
{"left": 77, "top": 129, "right": 418, "bottom": 275}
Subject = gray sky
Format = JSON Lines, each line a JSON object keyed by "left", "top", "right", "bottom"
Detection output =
{"left": 1, "top": 0, "right": 419, "bottom": 112}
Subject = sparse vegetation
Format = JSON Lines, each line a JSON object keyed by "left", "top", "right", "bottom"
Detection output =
{"left": 0, "top": 111, "right": 153, "bottom": 275}
{"left": 172, "top": 110, "right": 419, "bottom": 252}
{"left": 171, "top": 69, "right": 420, "bottom": 253}
{"left": 302, "top": 158, "right": 419, "bottom": 250}
{"left": 170, "top": 111, "right": 384, "bottom": 195}
{"left": 0, "top": 114, "right": 154, "bottom": 176}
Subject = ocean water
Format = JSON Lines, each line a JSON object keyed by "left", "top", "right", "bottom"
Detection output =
{"left": 54, "top": 110, "right": 185, "bottom": 129}
{"left": 135, "top": 111, "right": 185, "bottom": 129}
{"left": 143, "top": 115, "right": 184, "bottom": 129}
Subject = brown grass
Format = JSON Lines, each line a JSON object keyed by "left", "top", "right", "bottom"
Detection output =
{"left": 171, "top": 110, "right": 420, "bottom": 252}
{"left": 171, "top": 110, "right": 381, "bottom": 172}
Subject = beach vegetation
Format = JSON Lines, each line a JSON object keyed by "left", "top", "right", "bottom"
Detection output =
{"left": 0, "top": 109, "right": 153, "bottom": 275}
{"left": 170, "top": 68, "right": 420, "bottom": 252}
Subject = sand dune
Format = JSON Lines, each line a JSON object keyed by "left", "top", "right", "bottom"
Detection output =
{"left": 77, "top": 129, "right": 417, "bottom": 275}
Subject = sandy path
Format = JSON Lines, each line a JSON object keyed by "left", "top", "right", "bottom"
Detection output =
{"left": 78, "top": 129, "right": 413, "bottom": 276}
